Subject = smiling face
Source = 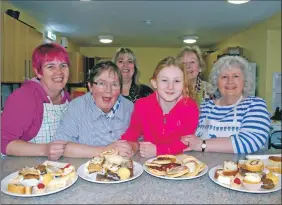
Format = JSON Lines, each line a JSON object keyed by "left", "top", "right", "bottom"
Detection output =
{"left": 88, "top": 69, "right": 121, "bottom": 113}
{"left": 115, "top": 54, "right": 135, "bottom": 83}
{"left": 151, "top": 65, "right": 184, "bottom": 103}
{"left": 181, "top": 52, "right": 200, "bottom": 80}
{"left": 35, "top": 59, "right": 69, "bottom": 94}
{"left": 217, "top": 66, "right": 244, "bottom": 99}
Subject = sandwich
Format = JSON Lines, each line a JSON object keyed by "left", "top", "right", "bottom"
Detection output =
{"left": 166, "top": 166, "right": 189, "bottom": 178}
{"left": 152, "top": 155, "right": 177, "bottom": 165}
{"left": 181, "top": 156, "right": 206, "bottom": 177}
{"left": 19, "top": 167, "right": 40, "bottom": 180}
{"left": 87, "top": 156, "right": 105, "bottom": 174}
{"left": 145, "top": 162, "right": 167, "bottom": 176}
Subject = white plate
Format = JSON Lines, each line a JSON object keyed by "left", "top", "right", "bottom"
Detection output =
{"left": 77, "top": 161, "right": 143, "bottom": 184}
{"left": 1, "top": 172, "right": 78, "bottom": 197}
{"left": 208, "top": 166, "right": 281, "bottom": 194}
{"left": 143, "top": 158, "right": 208, "bottom": 180}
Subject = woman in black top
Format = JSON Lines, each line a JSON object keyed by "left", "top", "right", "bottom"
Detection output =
{"left": 112, "top": 47, "right": 153, "bottom": 103}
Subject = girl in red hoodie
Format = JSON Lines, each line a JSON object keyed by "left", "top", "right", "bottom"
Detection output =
{"left": 121, "top": 56, "right": 199, "bottom": 158}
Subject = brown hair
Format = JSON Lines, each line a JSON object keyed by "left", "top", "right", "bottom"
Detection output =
{"left": 88, "top": 61, "right": 123, "bottom": 92}
{"left": 151, "top": 56, "right": 195, "bottom": 99}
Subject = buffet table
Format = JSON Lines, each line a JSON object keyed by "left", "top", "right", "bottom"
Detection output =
{"left": 1, "top": 150, "right": 281, "bottom": 204}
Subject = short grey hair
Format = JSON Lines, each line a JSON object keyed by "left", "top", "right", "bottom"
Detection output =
{"left": 209, "top": 55, "right": 255, "bottom": 98}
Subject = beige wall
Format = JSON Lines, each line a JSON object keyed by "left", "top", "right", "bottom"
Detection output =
{"left": 80, "top": 47, "right": 180, "bottom": 85}
{"left": 265, "top": 29, "right": 281, "bottom": 111}
{"left": 1, "top": 1, "right": 79, "bottom": 52}
{"left": 210, "top": 12, "right": 281, "bottom": 110}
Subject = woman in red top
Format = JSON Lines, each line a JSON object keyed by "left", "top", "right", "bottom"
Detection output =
{"left": 121, "top": 57, "right": 199, "bottom": 158}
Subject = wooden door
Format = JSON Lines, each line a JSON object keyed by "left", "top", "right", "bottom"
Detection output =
{"left": 27, "top": 28, "right": 43, "bottom": 78}
{"left": 2, "top": 13, "right": 15, "bottom": 82}
{"left": 68, "top": 52, "right": 84, "bottom": 83}
{"left": 13, "top": 18, "right": 29, "bottom": 82}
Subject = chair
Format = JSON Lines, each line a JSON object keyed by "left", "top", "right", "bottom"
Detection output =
{"left": 268, "top": 130, "right": 282, "bottom": 149}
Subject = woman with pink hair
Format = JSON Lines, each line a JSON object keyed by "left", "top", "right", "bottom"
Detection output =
{"left": 1, "top": 43, "right": 71, "bottom": 160}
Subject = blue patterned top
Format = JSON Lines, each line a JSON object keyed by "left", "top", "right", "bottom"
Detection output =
{"left": 196, "top": 96, "right": 271, "bottom": 154}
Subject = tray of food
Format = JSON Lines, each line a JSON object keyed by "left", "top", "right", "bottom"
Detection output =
{"left": 143, "top": 154, "right": 208, "bottom": 180}
{"left": 77, "top": 150, "right": 143, "bottom": 183}
{"left": 209, "top": 155, "right": 281, "bottom": 193}
{"left": 1, "top": 161, "right": 78, "bottom": 197}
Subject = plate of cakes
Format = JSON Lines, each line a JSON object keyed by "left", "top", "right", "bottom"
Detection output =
{"left": 77, "top": 150, "right": 143, "bottom": 183}
{"left": 143, "top": 154, "right": 208, "bottom": 180}
{"left": 1, "top": 161, "right": 78, "bottom": 197}
{"left": 208, "top": 155, "right": 281, "bottom": 193}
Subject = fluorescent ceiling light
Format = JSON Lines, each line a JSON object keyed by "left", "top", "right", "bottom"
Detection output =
{"left": 98, "top": 35, "right": 113, "bottom": 44}
{"left": 183, "top": 36, "right": 198, "bottom": 44}
{"left": 227, "top": 0, "right": 250, "bottom": 4}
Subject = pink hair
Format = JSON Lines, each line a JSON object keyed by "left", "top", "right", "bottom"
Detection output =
{"left": 32, "top": 43, "right": 70, "bottom": 74}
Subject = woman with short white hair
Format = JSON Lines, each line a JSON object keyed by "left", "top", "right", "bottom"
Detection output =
{"left": 181, "top": 55, "right": 271, "bottom": 154}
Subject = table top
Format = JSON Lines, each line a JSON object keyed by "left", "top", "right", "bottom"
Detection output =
{"left": 1, "top": 150, "right": 281, "bottom": 204}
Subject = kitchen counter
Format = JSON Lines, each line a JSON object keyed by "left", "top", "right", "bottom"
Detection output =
{"left": 1, "top": 150, "right": 281, "bottom": 204}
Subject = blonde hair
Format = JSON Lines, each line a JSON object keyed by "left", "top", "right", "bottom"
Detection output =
{"left": 112, "top": 47, "right": 140, "bottom": 87}
{"left": 176, "top": 45, "right": 206, "bottom": 73}
{"left": 151, "top": 56, "right": 195, "bottom": 99}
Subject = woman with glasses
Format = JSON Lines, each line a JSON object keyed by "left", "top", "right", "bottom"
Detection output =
{"left": 52, "top": 61, "right": 134, "bottom": 158}
{"left": 1, "top": 43, "right": 71, "bottom": 160}
{"left": 112, "top": 47, "right": 153, "bottom": 103}
{"left": 176, "top": 45, "right": 213, "bottom": 104}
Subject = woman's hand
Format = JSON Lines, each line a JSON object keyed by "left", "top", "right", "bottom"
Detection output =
{"left": 139, "top": 141, "right": 156, "bottom": 158}
{"left": 181, "top": 135, "right": 203, "bottom": 152}
{"left": 107, "top": 140, "right": 133, "bottom": 158}
{"left": 47, "top": 140, "right": 68, "bottom": 160}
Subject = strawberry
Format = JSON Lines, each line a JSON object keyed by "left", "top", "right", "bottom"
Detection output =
{"left": 37, "top": 183, "right": 45, "bottom": 189}
{"left": 234, "top": 178, "right": 241, "bottom": 185}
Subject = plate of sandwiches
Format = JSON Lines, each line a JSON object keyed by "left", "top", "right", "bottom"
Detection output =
{"left": 209, "top": 155, "right": 281, "bottom": 193}
{"left": 1, "top": 161, "right": 78, "bottom": 197}
{"left": 143, "top": 154, "right": 208, "bottom": 180}
{"left": 77, "top": 150, "right": 143, "bottom": 184}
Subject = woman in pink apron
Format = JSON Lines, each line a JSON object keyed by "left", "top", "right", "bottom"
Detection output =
{"left": 1, "top": 43, "right": 71, "bottom": 160}
{"left": 181, "top": 55, "right": 270, "bottom": 154}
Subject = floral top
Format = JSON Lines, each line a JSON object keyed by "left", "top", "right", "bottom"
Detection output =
{"left": 195, "top": 80, "right": 213, "bottom": 105}
{"left": 123, "top": 82, "right": 154, "bottom": 103}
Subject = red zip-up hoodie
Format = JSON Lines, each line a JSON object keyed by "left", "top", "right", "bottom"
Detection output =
{"left": 121, "top": 92, "right": 199, "bottom": 155}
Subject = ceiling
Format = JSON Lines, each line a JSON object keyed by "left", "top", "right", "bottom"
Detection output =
{"left": 9, "top": 0, "right": 282, "bottom": 48}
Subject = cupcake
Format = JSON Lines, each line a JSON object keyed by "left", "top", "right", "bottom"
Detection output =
{"left": 242, "top": 173, "right": 262, "bottom": 191}
{"left": 32, "top": 183, "right": 46, "bottom": 194}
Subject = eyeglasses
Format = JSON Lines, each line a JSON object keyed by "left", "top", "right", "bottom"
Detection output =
{"left": 93, "top": 81, "right": 121, "bottom": 90}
